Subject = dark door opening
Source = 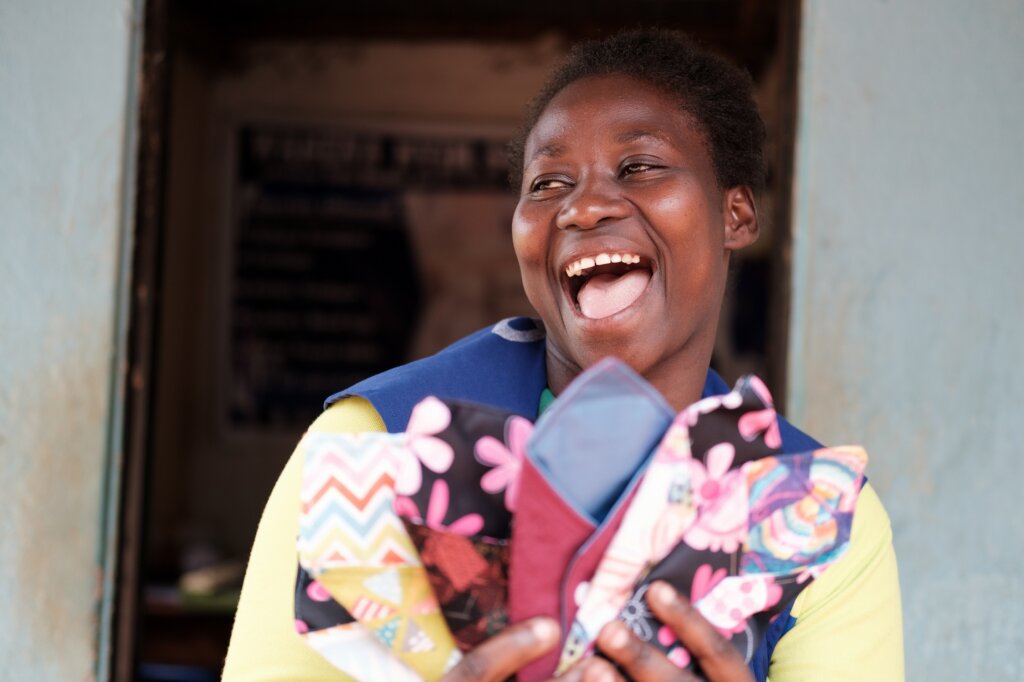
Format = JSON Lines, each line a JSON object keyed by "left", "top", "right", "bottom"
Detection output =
{"left": 114, "top": 2, "right": 800, "bottom": 679}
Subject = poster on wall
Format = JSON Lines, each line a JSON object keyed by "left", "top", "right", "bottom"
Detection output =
{"left": 227, "top": 123, "right": 513, "bottom": 429}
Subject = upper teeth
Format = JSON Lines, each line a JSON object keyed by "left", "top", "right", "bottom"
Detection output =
{"left": 565, "top": 253, "right": 641, "bottom": 277}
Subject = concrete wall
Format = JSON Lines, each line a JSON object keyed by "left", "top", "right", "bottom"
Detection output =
{"left": 0, "top": 0, "right": 139, "bottom": 679}
{"left": 789, "top": 1, "right": 1024, "bottom": 679}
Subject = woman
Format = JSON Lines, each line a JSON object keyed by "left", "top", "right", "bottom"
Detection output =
{"left": 224, "top": 30, "right": 903, "bottom": 681}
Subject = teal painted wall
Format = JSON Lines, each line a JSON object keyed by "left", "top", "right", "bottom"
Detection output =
{"left": 0, "top": 0, "right": 139, "bottom": 679}
{"left": 790, "top": 1, "right": 1024, "bottom": 679}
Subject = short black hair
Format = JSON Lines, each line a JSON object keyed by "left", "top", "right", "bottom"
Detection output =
{"left": 509, "top": 29, "right": 766, "bottom": 193}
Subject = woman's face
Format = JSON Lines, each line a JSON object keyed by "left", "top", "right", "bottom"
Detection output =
{"left": 512, "top": 74, "right": 757, "bottom": 402}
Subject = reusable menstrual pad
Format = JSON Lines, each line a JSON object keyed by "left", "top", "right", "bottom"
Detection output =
{"left": 294, "top": 359, "right": 866, "bottom": 681}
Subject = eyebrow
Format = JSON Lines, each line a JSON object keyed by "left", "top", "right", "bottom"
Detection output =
{"left": 531, "top": 142, "right": 567, "bottom": 160}
{"left": 616, "top": 129, "right": 675, "bottom": 147}
{"left": 525, "top": 129, "right": 675, "bottom": 167}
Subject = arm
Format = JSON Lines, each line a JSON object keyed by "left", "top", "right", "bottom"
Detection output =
{"left": 767, "top": 482, "right": 904, "bottom": 681}
{"left": 223, "top": 397, "right": 387, "bottom": 681}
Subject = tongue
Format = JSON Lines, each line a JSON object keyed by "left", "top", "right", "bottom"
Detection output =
{"left": 577, "top": 269, "right": 651, "bottom": 319}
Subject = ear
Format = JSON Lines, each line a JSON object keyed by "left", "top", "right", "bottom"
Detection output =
{"left": 722, "top": 186, "right": 759, "bottom": 251}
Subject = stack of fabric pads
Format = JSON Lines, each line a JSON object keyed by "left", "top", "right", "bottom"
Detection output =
{"left": 293, "top": 358, "right": 866, "bottom": 681}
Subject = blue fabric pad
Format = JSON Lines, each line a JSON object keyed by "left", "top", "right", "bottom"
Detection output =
{"left": 527, "top": 358, "right": 674, "bottom": 523}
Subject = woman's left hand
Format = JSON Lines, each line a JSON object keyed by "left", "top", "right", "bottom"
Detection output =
{"left": 552, "top": 581, "right": 755, "bottom": 682}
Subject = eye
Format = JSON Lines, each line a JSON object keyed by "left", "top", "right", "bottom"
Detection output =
{"left": 529, "top": 175, "right": 573, "bottom": 193}
{"left": 620, "top": 160, "right": 660, "bottom": 177}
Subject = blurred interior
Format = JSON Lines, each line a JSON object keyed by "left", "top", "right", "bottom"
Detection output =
{"left": 121, "top": 1, "right": 799, "bottom": 679}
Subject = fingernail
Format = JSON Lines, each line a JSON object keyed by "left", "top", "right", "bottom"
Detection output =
{"left": 580, "top": 659, "right": 615, "bottom": 682}
{"left": 559, "top": 667, "right": 583, "bottom": 682}
{"left": 529, "top": 617, "right": 559, "bottom": 644}
{"left": 650, "top": 581, "right": 678, "bottom": 605}
{"left": 606, "top": 621, "right": 630, "bottom": 650}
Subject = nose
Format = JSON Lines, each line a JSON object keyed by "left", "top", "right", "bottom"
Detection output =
{"left": 555, "top": 175, "right": 630, "bottom": 231}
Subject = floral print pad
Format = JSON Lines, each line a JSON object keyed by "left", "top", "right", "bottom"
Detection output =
{"left": 557, "top": 374, "right": 866, "bottom": 677}
{"left": 403, "top": 522, "right": 509, "bottom": 650}
{"left": 295, "top": 398, "right": 527, "bottom": 680}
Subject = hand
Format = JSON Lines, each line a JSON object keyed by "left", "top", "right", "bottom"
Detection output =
{"left": 441, "top": 617, "right": 561, "bottom": 682}
{"left": 555, "top": 581, "right": 754, "bottom": 682}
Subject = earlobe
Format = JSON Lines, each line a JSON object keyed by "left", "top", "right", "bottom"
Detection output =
{"left": 723, "top": 186, "right": 759, "bottom": 251}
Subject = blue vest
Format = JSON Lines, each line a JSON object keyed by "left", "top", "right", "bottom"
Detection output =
{"left": 326, "top": 317, "right": 820, "bottom": 680}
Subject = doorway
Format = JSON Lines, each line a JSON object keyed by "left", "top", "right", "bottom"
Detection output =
{"left": 115, "top": 2, "right": 800, "bottom": 679}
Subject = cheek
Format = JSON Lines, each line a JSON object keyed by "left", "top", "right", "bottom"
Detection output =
{"left": 650, "top": 188, "right": 725, "bottom": 252}
{"left": 509, "top": 209, "right": 561, "bottom": 319}
{"left": 511, "top": 206, "right": 547, "bottom": 268}
{"left": 510, "top": 208, "right": 549, "bottom": 307}
{"left": 648, "top": 193, "right": 728, "bottom": 299}
{"left": 650, "top": 189, "right": 715, "bottom": 230}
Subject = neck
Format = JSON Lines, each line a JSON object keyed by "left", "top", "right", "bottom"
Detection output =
{"left": 641, "top": 353, "right": 714, "bottom": 412}
{"left": 544, "top": 342, "right": 714, "bottom": 413}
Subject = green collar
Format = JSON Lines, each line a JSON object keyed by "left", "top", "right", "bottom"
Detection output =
{"left": 538, "top": 387, "right": 556, "bottom": 416}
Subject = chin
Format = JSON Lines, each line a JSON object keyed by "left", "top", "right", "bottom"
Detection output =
{"left": 557, "top": 323, "right": 661, "bottom": 378}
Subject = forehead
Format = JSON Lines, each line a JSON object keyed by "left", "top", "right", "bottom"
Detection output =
{"left": 524, "top": 74, "right": 705, "bottom": 160}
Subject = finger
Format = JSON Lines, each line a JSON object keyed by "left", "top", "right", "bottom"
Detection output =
{"left": 550, "top": 657, "right": 624, "bottom": 682}
{"left": 579, "top": 657, "right": 627, "bottom": 682}
{"left": 596, "top": 620, "right": 697, "bottom": 681}
{"left": 646, "top": 581, "right": 753, "bottom": 681}
{"left": 442, "top": 617, "right": 560, "bottom": 682}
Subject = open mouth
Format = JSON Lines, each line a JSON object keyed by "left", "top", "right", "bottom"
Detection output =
{"left": 562, "top": 251, "right": 654, "bottom": 320}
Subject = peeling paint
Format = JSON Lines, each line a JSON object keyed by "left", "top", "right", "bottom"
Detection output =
{"left": 1, "top": 310, "right": 113, "bottom": 679}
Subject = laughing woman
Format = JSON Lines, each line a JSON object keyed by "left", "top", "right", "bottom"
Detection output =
{"left": 224, "top": 30, "right": 903, "bottom": 682}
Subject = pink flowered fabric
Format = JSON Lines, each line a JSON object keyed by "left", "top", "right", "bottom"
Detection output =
{"left": 557, "top": 373, "right": 867, "bottom": 678}
{"left": 682, "top": 443, "right": 749, "bottom": 553}
{"left": 295, "top": 361, "right": 868, "bottom": 682}
{"left": 474, "top": 416, "right": 532, "bottom": 512}
{"left": 395, "top": 396, "right": 455, "bottom": 496}
{"left": 396, "top": 479, "right": 485, "bottom": 536}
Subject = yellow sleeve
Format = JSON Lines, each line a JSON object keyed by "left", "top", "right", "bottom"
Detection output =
{"left": 768, "top": 482, "right": 905, "bottom": 681}
{"left": 222, "top": 397, "right": 386, "bottom": 681}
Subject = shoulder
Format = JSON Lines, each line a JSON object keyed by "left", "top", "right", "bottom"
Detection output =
{"left": 325, "top": 317, "right": 548, "bottom": 430}
{"left": 790, "top": 482, "right": 895, "bottom": 620}
{"left": 769, "top": 481, "right": 904, "bottom": 681}
{"left": 223, "top": 397, "right": 385, "bottom": 680}
{"left": 310, "top": 395, "right": 386, "bottom": 434}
